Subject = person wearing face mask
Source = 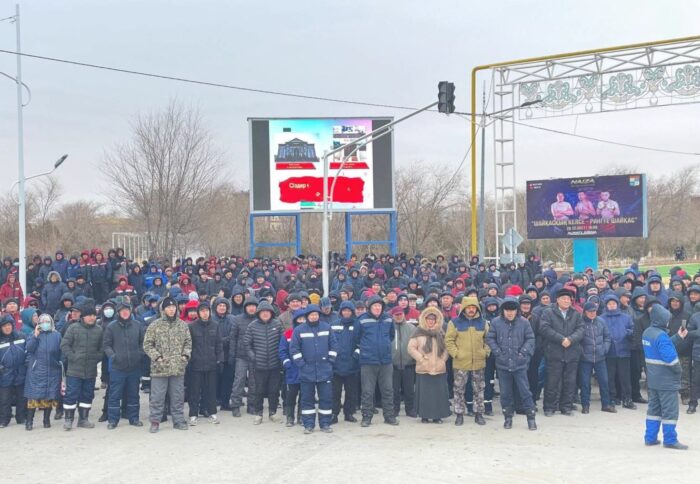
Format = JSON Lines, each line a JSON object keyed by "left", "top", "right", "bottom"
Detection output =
{"left": 0, "top": 315, "right": 27, "bottom": 427}
{"left": 24, "top": 314, "right": 62, "bottom": 431}
{"left": 60, "top": 303, "right": 104, "bottom": 430}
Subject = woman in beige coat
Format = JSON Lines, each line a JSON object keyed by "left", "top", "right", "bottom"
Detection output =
{"left": 408, "top": 307, "right": 451, "bottom": 423}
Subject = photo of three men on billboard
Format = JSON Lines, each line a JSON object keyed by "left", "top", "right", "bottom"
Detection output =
{"left": 526, "top": 174, "right": 646, "bottom": 239}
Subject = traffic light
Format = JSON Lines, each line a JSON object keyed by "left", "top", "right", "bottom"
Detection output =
{"left": 438, "top": 81, "right": 456, "bottom": 114}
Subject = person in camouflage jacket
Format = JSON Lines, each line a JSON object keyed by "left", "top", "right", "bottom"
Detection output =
{"left": 143, "top": 297, "right": 192, "bottom": 433}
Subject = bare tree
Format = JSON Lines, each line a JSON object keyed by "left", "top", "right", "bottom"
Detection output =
{"left": 103, "top": 100, "right": 223, "bottom": 260}
{"left": 395, "top": 162, "right": 464, "bottom": 255}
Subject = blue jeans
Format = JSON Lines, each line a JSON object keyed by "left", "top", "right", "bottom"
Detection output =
{"left": 300, "top": 380, "right": 332, "bottom": 429}
{"left": 497, "top": 368, "right": 534, "bottom": 414}
{"left": 108, "top": 368, "right": 141, "bottom": 424}
{"left": 578, "top": 360, "right": 611, "bottom": 407}
{"left": 64, "top": 376, "right": 96, "bottom": 410}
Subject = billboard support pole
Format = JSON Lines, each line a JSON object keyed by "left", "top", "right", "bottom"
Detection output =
{"left": 573, "top": 238, "right": 598, "bottom": 272}
{"left": 321, "top": 101, "right": 439, "bottom": 296}
{"left": 322, "top": 150, "right": 329, "bottom": 295}
{"left": 343, "top": 210, "right": 397, "bottom": 260}
{"left": 250, "top": 212, "right": 302, "bottom": 258}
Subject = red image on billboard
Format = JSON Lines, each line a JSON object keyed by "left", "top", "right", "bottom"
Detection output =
{"left": 279, "top": 176, "right": 365, "bottom": 203}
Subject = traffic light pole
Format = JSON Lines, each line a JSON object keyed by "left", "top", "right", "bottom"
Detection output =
{"left": 321, "top": 100, "right": 439, "bottom": 296}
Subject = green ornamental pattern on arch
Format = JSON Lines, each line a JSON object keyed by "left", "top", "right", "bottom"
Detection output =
{"left": 518, "top": 62, "right": 700, "bottom": 116}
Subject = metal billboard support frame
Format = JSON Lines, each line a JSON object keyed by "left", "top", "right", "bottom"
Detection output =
{"left": 344, "top": 210, "right": 397, "bottom": 259}
{"left": 249, "top": 212, "right": 302, "bottom": 258}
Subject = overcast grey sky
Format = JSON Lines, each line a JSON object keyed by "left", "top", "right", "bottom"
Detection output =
{"left": 0, "top": 0, "right": 698, "bottom": 204}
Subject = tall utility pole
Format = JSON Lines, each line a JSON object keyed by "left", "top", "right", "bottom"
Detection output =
{"left": 15, "top": 4, "right": 27, "bottom": 298}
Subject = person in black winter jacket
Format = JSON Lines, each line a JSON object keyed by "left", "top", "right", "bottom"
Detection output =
{"left": 540, "top": 288, "right": 584, "bottom": 416}
{"left": 243, "top": 301, "right": 282, "bottom": 424}
{"left": 486, "top": 297, "right": 537, "bottom": 430}
{"left": 188, "top": 302, "right": 223, "bottom": 425}
{"left": 686, "top": 302, "right": 700, "bottom": 414}
{"left": 229, "top": 297, "right": 258, "bottom": 417}
{"left": 102, "top": 301, "right": 145, "bottom": 428}
{"left": 212, "top": 297, "right": 236, "bottom": 410}
{"left": 60, "top": 303, "right": 104, "bottom": 430}
{"left": 630, "top": 288, "right": 650, "bottom": 403}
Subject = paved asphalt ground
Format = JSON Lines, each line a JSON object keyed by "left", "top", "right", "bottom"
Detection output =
{"left": 4, "top": 388, "right": 699, "bottom": 483}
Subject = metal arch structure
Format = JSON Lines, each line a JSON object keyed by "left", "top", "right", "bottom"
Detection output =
{"left": 470, "top": 35, "right": 700, "bottom": 261}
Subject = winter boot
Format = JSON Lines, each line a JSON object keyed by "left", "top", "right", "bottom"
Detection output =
{"left": 360, "top": 415, "right": 372, "bottom": 427}
{"left": 454, "top": 414, "right": 464, "bottom": 426}
{"left": 503, "top": 411, "right": 513, "bottom": 430}
{"left": 98, "top": 411, "right": 109, "bottom": 423}
{"left": 25, "top": 409, "right": 35, "bottom": 431}
{"left": 331, "top": 414, "right": 339, "bottom": 425}
{"left": 231, "top": 407, "right": 241, "bottom": 418}
{"left": 622, "top": 400, "right": 637, "bottom": 410}
{"left": 77, "top": 408, "right": 95, "bottom": 429}
{"left": 687, "top": 402, "right": 697, "bottom": 414}
{"left": 54, "top": 403, "right": 63, "bottom": 420}
{"left": 384, "top": 416, "right": 399, "bottom": 426}
{"left": 63, "top": 409, "right": 75, "bottom": 431}
{"left": 527, "top": 410, "right": 537, "bottom": 431}
{"left": 43, "top": 409, "right": 52, "bottom": 428}
{"left": 466, "top": 403, "right": 474, "bottom": 417}
{"left": 664, "top": 442, "right": 689, "bottom": 450}
{"left": 286, "top": 414, "right": 295, "bottom": 427}
{"left": 474, "top": 413, "right": 486, "bottom": 426}
{"left": 484, "top": 402, "right": 494, "bottom": 416}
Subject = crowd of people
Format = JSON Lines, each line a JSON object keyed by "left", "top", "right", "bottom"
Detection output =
{"left": 0, "top": 249, "right": 698, "bottom": 448}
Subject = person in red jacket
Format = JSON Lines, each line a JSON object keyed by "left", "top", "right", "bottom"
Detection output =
{"left": 2, "top": 298, "right": 21, "bottom": 331}
{"left": 178, "top": 274, "right": 197, "bottom": 296}
{"left": 0, "top": 273, "right": 23, "bottom": 306}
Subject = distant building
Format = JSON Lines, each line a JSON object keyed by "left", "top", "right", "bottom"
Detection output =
{"left": 275, "top": 138, "right": 319, "bottom": 162}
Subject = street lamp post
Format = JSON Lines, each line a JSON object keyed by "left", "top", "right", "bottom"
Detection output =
{"left": 320, "top": 102, "right": 438, "bottom": 296}
{"left": 14, "top": 3, "right": 28, "bottom": 301}
{"left": 11, "top": 155, "right": 68, "bottom": 295}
